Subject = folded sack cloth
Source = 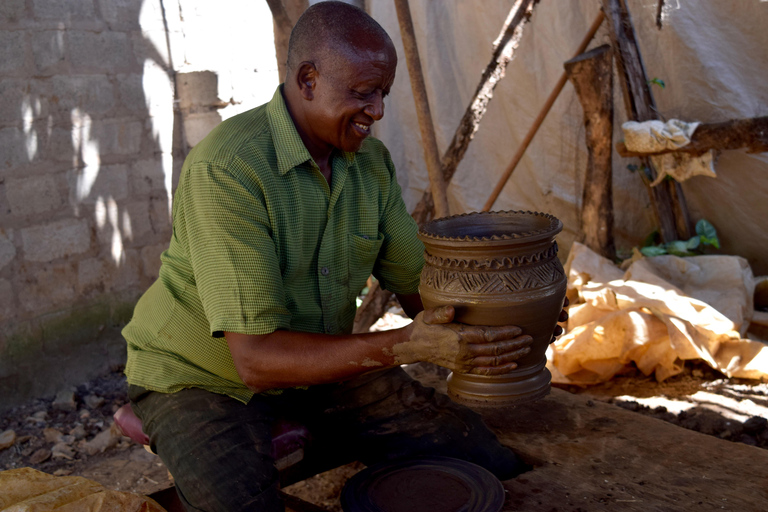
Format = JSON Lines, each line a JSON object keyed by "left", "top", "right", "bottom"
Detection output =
{"left": 622, "top": 119, "right": 717, "bottom": 186}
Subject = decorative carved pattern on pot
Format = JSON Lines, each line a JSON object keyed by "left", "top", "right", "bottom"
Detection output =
{"left": 417, "top": 210, "right": 567, "bottom": 407}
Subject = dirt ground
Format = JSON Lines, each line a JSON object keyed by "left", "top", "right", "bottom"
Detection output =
{"left": 1, "top": 312, "right": 766, "bottom": 511}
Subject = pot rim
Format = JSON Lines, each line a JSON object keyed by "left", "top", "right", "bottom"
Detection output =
{"left": 418, "top": 210, "right": 562, "bottom": 243}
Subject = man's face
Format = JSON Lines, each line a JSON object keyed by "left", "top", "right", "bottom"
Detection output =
{"left": 305, "top": 43, "right": 397, "bottom": 154}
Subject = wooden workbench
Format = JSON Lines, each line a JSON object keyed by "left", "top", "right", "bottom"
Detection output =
{"left": 477, "top": 388, "right": 768, "bottom": 511}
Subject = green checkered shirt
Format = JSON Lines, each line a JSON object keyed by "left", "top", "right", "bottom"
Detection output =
{"left": 123, "top": 86, "right": 424, "bottom": 403}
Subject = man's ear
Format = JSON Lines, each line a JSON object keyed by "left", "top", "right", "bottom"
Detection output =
{"left": 296, "top": 62, "right": 318, "bottom": 101}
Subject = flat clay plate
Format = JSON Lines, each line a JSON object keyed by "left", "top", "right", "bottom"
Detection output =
{"left": 340, "top": 456, "right": 505, "bottom": 512}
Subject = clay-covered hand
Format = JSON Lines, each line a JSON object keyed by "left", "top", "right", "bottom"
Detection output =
{"left": 550, "top": 296, "right": 570, "bottom": 343}
{"left": 394, "top": 305, "right": 533, "bottom": 376}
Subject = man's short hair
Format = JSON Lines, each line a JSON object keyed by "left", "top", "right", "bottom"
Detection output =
{"left": 286, "top": 1, "right": 392, "bottom": 74}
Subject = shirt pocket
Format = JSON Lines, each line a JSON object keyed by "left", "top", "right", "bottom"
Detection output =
{"left": 347, "top": 232, "right": 384, "bottom": 304}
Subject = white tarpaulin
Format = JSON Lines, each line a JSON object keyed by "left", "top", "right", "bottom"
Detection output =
{"left": 546, "top": 242, "right": 768, "bottom": 385}
{"left": 368, "top": 0, "right": 768, "bottom": 275}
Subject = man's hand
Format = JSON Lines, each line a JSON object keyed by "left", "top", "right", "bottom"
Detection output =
{"left": 393, "top": 305, "right": 533, "bottom": 376}
{"left": 551, "top": 296, "right": 570, "bottom": 343}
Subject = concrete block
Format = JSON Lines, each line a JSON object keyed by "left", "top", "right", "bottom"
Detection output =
{"left": 0, "top": 127, "right": 29, "bottom": 169}
{"left": 32, "top": 0, "right": 96, "bottom": 22}
{"left": 112, "top": 247, "right": 141, "bottom": 291}
{"left": 183, "top": 112, "right": 222, "bottom": 147}
{"left": 121, "top": 200, "right": 153, "bottom": 242}
{"left": 0, "top": 230, "right": 15, "bottom": 270}
{"left": 149, "top": 195, "right": 172, "bottom": 236}
{"left": 17, "top": 262, "right": 78, "bottom": 312}
{"left": 6, "top": 174, "right": 65, "bottom": 216}
{"left": 69, "top": 163, "right": 128, "bottom": 205}
{"left": 176, "top": 71, "right": 220, "bottom": 110}
{"left": 89, "top": 118, "right": 142, "bottom": 156}
{"left": 97, "top": 0, "right": 141, "bottom": 29}
{"left": 31, "top": 30, "right": 66, "bottom": 74}
{"left": 0, "top": 79, "right": 25, "bottom": 123}
{"left": 21, "top": 218, "right": 91, "bottom": 262}
{"left": 45, "top": 127, "right": 77, "bottom": 163}
{"left": 140, "top": 242, "right": 167, "bottom": 280}
{"left": 0, "top": 0, "right": 26, "bottom": 23}
{"left": 77, "top": 256, "right": 107, "bottom": 294}
{"left": 130, "top": 158, "right": 167, "bottom": 196}
{"left": 117, "top": 73, "right": 146, "bottom": 112}
{"left": 51, "top": 75, "right": 115, "bottom": 114}
{"left": 68, "top": 31, "right": 136, "bottom": 73}
{"left": 0, "top": 32, "right": 26, "bottom": 74}
{"left": 0, "top": 278, "right": 14, "bottom": 322}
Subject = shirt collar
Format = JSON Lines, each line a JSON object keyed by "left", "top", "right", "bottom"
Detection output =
{"left": 266, "top": 85, "right": 358, "bottom": 175}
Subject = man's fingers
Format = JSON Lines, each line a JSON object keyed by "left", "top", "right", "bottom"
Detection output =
{"left": 468, "top": 362, "right": 519, "bottom": 376}
{"left": 456, "top": 324, "right": 523, "bottom": 344}
{"left": 465, "top": 334, "right": 533, "bottom": 357}
{"left": 470, "top": 346, "right": 531, "bottom": 368}
{"left": 422, "top": 305, "right": 455, "bottom": 325}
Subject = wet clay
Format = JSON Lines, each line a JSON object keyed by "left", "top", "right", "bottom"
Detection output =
{"left": 417, "top": 210, "right": 567, "bottom": 406}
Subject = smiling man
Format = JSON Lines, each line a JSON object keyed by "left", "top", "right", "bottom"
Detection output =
{"left": 123, "top": 2, "right": 540, "bottom": 511}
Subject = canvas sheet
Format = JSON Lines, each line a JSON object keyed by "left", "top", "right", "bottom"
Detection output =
{"left": 368, "top": 0, "right": 768, "bottom": 275}
{"left": 546, "top": 242, "right": 768, "bottom": 385}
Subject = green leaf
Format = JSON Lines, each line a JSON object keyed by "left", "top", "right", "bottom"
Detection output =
{"left": 649, "top": 77, "right": 666, "bottom": 89}
{"left": 686, "top": 236, "right": 701, "bottom": 251}
{"left": 641, "top": 246, "right": 667, "bottom": 257}
{"left": 642, "top": 230, "right": 660, "bottom": 248}
{"left": 695, "top": 219, "right": 720, "bottom": 248}
{"left": 666, "top": 240, "right": 692, "bottom": 256}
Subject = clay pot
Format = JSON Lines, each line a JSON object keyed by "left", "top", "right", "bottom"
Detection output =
{"left": 417, "top": 210, "right": 567, "bottom": 406}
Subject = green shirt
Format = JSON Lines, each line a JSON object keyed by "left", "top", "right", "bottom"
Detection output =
{"left": 123, "top": 86, "right": 424, "bottom": 403}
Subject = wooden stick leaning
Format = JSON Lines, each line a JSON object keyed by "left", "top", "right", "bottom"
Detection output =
{"left": 394, "top": 0, "right": 450, "bottom": 219}
{"left": 353, "top": 0, "right": 538, "bottom": 333}
{"left": 482, "top": 10, "right": 606, "bottom": 212}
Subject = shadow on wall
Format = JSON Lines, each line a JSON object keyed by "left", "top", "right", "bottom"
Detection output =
{"left": 0, "top": 0, "right": 192, "bottom": 411}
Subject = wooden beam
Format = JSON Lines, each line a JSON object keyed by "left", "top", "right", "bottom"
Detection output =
{"left": 394, "top": 0, "right": 450, "bottom": 219}
{"left": 482, "top": 10, "right": 605, "bottom": 212}
{"left": 354, "top": 0, "right": 538, "bottom": 333}
{"left": 565, "top": 45, "right": 616, "bottom": 260}
{"left": 601, "top": 0, "right": 690, "bottom": 241}
{"left": 616, "top": 116, "right": 768, "bottom": 157}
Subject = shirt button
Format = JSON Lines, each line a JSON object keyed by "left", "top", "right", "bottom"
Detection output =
{"left": 362, "top": 235, "right": 369, "bottom": 240}
{"left": 321, "top": 266, "right": 330, "bottom": 276}
{"left": 326, "top": 324, "right": 334, "bottom": 333}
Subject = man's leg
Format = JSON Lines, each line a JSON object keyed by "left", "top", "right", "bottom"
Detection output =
{"left": 313, "top": 368, "right": 529, "bottom": 480}
{"left": 128, "top": 386, "right": 283, "bottom": 512}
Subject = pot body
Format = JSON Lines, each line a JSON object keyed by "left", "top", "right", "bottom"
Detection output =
{"left": 417, "top": 211, "right": 567, "bottom": 406}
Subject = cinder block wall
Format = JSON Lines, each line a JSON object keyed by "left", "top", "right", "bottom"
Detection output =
{"left": 0, "top": 0, "right": 279, "bottom": 411}
{"left": 0, "top": 0, "right": 178, "bottom": 410}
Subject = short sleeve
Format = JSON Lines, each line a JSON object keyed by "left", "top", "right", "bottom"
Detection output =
{"left": 372, "top": 149, "right": 424, "bottom": 295}
{"left": 177, "top": 161, "right": 291, "bottom": 336}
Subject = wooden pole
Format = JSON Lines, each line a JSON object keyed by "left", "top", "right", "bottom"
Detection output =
{"left": 482, "top": 10, "right": 605, "bottom": 212}
{"left": 354, "top": 0, "right": 539, "bottom": 333}
{"left": 565, "top": 45, "right": 616, "bottom": 260}
{"left": 616, "top": 116, "right": 768, "bottom": 157}
{"left": 410, "top": 0, "right": 537, "bottom": 225}
{"left": 600, "top": 0, "right": 690, "bottom": 241}
{"left": 394, "top": 0, "right": 450, "bottom": 219}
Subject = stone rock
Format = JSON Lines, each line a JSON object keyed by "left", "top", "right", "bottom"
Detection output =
{"left": 82, "top": 424, "right": 120, "bottom": 456}
{"left": 28, "top": 410, "right": 47, "bottom": 422}
{"left": 69, "top": 424, "right": 87, "bottom": 441}
{"left": 51, "top": 442, "right": 75, "bottom": 460}
{"left": 29, "top": 448, "right": 51, "bottom": 464}
{"left": 84, "top": 394, "right": 105, "bottom": 409}
{"left": 52, "top": 390, "right": 77, "bottom": 412}
{"left": 43, "top": 427, "right": 64, "bottom": 444}
{"left": 79, "top": 410, "right": 91, "bottom": 419}
{"left": 743, "top": 416, "right": 767, "bottom": 435}
{"left": 0, "top": 429, "right": 16, "bottom": 450}
{"left": 53, "top": 468, "right": 73, "bottom": 476}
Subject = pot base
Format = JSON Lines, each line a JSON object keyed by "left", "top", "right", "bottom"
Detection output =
{"left": 447, "top": 367, "right": 551, "bottom": 407}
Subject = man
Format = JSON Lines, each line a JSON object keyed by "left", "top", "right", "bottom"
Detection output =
{"left": 124, "top": 3, "right": 556, "bottom": 510}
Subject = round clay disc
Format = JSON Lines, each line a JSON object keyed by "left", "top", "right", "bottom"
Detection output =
{"left": 340, "top": 456, "right": 505, "bottom": 512}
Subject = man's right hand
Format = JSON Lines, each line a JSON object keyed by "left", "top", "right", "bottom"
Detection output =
{"left": 393, "top": 305, "right": 533, "bottom": 376}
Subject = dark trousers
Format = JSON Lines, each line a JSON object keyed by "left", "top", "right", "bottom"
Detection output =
{"left": 129, "top": 367, "right": 526, "bottom": 512}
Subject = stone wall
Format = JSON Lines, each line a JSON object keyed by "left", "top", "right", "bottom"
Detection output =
{"left": 0, "top": 0, "right": 278, "bottom": 411}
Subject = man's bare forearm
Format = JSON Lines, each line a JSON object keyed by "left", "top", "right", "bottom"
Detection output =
{"left": 225, "top": 327, "right": 412, "bottom": 393}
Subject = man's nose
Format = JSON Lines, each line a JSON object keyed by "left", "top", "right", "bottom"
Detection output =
{"left": 364, "top": 92, "right": 384, "bottom": 120}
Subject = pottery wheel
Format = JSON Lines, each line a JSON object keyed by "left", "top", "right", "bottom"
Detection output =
{"left": 340, "top": 456, "right": 505, "bottom": 512}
